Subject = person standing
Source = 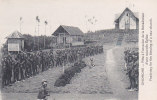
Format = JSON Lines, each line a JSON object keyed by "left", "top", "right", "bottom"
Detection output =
{"left": 90, "top": 57, "right": 95, "bottom": 68}
{"left": 126, "top": 54, "right": 133, "bottom": 90}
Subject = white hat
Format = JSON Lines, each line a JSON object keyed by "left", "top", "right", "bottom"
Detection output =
{"left": 42, "top": 79, "right": 47, "bottom": 84}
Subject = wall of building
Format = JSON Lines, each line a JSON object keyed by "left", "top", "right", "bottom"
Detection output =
{"left": 71, "top": 35, "right": 83, "bottom": 42}
{"left": 7, "top": 38, "right": 24, "bottom": 51}
{"left": 57, "top": 34, "right": 84, "bottom": 46}
{"left": 71, "top": 35, "right": 84, "bottom": 46}
{"left": 57, "top": 34, "right": 72, "bottom": 44}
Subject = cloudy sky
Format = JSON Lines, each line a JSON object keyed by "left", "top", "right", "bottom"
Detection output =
{"left": 0, "top": 0, "right": 156, "bottom": 46}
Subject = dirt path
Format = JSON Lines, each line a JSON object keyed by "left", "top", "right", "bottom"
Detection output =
{"left": 105, "top": 47, "right": 138, "bottom": 100}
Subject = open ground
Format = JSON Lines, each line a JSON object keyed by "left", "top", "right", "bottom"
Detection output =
{"left": 1, "top": 45, "right": 138, "bottom": 100}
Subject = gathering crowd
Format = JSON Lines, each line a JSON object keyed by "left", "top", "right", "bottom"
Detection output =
{"left": 124, "top": 48, "right": 139, "bottom": 91}
{"left": 1, "top": 45, "right": 103, "bottom": 87}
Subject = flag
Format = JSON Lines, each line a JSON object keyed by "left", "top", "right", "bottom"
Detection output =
{"left": 88, "top": 19, "right": 91, "bottom": 22}
{"left": 36, "top": 16, "right": 40, "bottom": 22}
{"left": 45, "top": 21, "right": 48, "bottom": 25}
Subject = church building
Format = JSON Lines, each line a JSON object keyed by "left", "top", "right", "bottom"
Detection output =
{"left": 114, "top": 8, "right": 139, "bottom": 30}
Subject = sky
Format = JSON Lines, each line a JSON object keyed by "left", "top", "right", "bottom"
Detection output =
{"left": 0, "top": 0, "right": 156, "bottom": 46}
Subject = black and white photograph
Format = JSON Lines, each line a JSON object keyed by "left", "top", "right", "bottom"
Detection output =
{"left": 0, "top": 0, "right": 156, "bottom": 100}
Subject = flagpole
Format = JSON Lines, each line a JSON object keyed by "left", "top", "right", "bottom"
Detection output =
{"left": 20, "top": 21, "right": 21, "bottom": 33}
{"left": 44, "top": 21, "right": 47, "bottom": 49}
{"left": 38, "top": 21, "right": 39, "bottom": 50}
{"left": 36, "top": 16, "right": 40, "bottom": 51}
{"left": 44, "top": 23, "right": 46, "bottom": 49}
{"left": 34, "top": 27, "right": 36, "bottom": 50}
{"left": 20, "top": 17, "right": 22, "bottom": 33}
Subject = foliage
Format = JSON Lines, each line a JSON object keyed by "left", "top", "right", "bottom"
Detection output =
{"left": 23, "top": 34, "right": 56, "bottom": 52}
{"left": 54, "top": 61, "right": 86, "bottom": 87}
{"left": 1, "top": 34, "right": 57, "bottom": 53}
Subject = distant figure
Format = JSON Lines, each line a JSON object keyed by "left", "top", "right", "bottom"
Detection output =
{"left": 37, "top": 79, "right": 50, "bottom": 100}
{"left": 90, "top": 58, "right": 95, "bottom": 68}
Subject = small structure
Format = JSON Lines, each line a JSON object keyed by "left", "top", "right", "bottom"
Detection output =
{"left": 7, "top": 31, "right": 24, "bottom": 53}
{"left": 114, "top": 7, "right": 139, "bottom": 30}
{"left": 52, "top": 25, "right": 84, "bottom": 47}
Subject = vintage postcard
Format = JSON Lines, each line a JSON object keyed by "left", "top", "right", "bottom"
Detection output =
{"left": 0, "top": 0, "right": 156, "bottom": 100}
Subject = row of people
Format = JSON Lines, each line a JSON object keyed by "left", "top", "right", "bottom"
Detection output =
{"left": 124, "top": 48, "right": 139, "bottom": 91}
{"left": 2, "top": 45, "right": 103, "bottom": 87}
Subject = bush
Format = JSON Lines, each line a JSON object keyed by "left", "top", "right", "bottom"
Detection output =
{"left": 54, "top": 79, "right": 66, "bottom": 87}
{"left": 54, "top": 61, "right": 86, "bottom": 87}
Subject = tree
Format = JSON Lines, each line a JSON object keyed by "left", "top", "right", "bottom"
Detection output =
{"left": 23, "top": 34, "right": 34, "bottom": 51}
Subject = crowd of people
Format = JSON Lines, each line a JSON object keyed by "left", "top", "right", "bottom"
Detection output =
{"left": 1, "top": 45, "right": 103, "bottom": 87}
{"left": 124, "top": 48, "right": 139, "bottom": 91}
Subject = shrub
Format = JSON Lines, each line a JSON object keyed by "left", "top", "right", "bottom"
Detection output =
{"left": 54, "top": 79, "right": 66, "bottom": 87}
{"left": 54, "top": 61, "right": 86, "bottom": 87}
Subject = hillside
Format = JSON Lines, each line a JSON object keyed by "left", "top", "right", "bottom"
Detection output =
{"left": 84, "top": 29, "right": 139, "bottom": 46}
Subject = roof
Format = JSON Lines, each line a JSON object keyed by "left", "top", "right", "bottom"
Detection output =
{"left": 7, "top": 30, "right": 24, "bottom": 39}
{"left": 53, "top": 25, "right": 84, "bottom": 36}
{"left": 115, "top": 7, "right": 139, "bottom": 23}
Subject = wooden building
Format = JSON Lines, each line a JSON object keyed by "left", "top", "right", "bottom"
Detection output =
{"left": 52, "top": 25, "right": 84, "bottom": 46}
{"left": 114, "top": 8, "right": 139, "bottom": 30}
{"left": 7, "top": 31, "right": 24, "bottom": 52}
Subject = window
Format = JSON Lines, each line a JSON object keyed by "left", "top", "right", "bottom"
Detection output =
{"left": 63, "top": 37, "right": 66, "bottom": 43}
